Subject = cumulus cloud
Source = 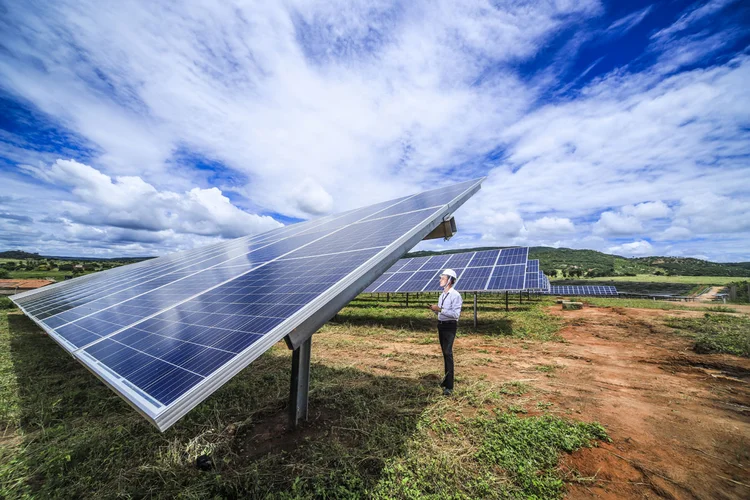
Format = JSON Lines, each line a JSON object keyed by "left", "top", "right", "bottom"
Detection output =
{"left": 593, "top": 211, "right": 643, "bottom": 236}
{"left": 658, "top": 226, "right": 693, "bottom": 241}
{"left": 671, "top": 193, "right": 750, "bottom": 234}
{"left": 292, "top": 177, "right": 334, "bottom": 215}
{"left": 22, "top": 159, "right": 282, "bottom": 238}
{"left": 480, "top": 211, "right": 526, "bottom": 239}
{"left": 608, "top": 240, "right": 654, "bottom": 256}
{"left": 621, "top": 201, "right": 671, "bottom": 220}
{"left": 526, "top": 217, "right": 575, "bottom": 235}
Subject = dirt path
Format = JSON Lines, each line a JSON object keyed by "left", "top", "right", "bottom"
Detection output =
{"left": 316, "top": 305, "right": 750, "bottom": 499}
{"left": 698, "top": 286, "right": 727, "bottom": 303}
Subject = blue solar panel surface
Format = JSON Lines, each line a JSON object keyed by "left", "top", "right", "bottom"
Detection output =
{"left": 524, "top": 260, "right": 540, "bottom": 289}
{"left": 12, "top": 179, "right": 483, "bottom": 430}
{"left": 363, "top": 247, "right": 530, "bottom": 293}
{"left": 545, "top": 286, "right": 618, "bottom": 296}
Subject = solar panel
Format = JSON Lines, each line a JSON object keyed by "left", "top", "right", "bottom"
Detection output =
{"left": 12, "top": 178, "right": 484, "bottom": 430}
{"left": 363, "top": 247, "right": 529, "bottom": 293}
{"left": 545, "top": 285, "right": 618, "bottom": 296}
{"left": 524, "top": 260, "right": 541, "bottom": 290}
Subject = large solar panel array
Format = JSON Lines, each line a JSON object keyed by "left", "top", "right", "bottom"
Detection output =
{"left": 363, "top": 247, "right": 529, "bottom": 293}
{"left": 11, "top": 179, "right": 483, "bottom": 430}
{"left": 546, "top": 285, "right": 618, "bottom": 296}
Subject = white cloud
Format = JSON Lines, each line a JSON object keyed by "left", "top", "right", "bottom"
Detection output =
{"left": 606, "top": 5, "right": 653, "bottom": 36}
{"left": 292, "top": 177, "right": 334, "bottom": 215}
{"left": 22, "top": 159, "right": 282, "bottom": 238}
{"left": 657, "top": 226, "right": 692, "bottom": 241}
{"left": 671, "top": 193, "right": 750, "bottom": 234}
{"left": 526, "top": 216, "right": 575, "bottom": 235}
{"left": 480, "top": 211, "right": 526, "bottom": 239}
{"left": 593, "top": 211, "right": 643, "bottom": 236}
{"left": 608, "top": 240, "right": 653, "bottom": 256}
{"left": 621, "top": 201, "right": 671, "bottom": 220}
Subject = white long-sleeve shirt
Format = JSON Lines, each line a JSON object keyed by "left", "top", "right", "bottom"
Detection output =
{"left": 437, "top": 287, "right": 462, "bottom": 321}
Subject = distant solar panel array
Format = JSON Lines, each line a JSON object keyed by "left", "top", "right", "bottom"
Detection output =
{"left": 546, "top": 285, "right": 618, "bottom": 296}
{"left": 363, "top": 254, "right": 621, "bottom": 298}
{"left": 11, "top": 179, "right": 484, "bottom": 430}
{"left": 364, "top": 247, "right": 530, "bottom": 293}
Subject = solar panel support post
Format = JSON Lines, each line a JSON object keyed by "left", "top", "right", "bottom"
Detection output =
{"left": 473, "top": 292, "right": 477, "bottom": 328}
{"left": 406, "top": 293, "right": 409, "bottom": 307}
{"left": 289, "top": 336, "right": 312, "bottom": 429}
{"left": 505, "top": 291, "right": 509, "bottom": 312}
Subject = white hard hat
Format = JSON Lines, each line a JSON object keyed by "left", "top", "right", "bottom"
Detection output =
{"left": 440, "top": 269, "right": 457, "bottom": 280}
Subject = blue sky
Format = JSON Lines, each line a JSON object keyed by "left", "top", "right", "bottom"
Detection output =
{"left": 0, "top": 0, "right": 749, "bottom": 261}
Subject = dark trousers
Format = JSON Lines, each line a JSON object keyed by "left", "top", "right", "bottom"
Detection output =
{"left": 438, "top": 321, "right": 457, "bottom": 390}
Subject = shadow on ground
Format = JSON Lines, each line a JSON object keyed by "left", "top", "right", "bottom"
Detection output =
{"left": 3, "top": 311, "right": 435, "bottom": 498}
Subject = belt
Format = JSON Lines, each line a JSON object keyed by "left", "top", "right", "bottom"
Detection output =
{"left": 438, "top": 320, "right": 457, "bottom": 325}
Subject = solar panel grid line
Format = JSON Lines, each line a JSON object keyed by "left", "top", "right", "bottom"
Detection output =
{"left": 24, "top": 252, "right": 248, "bottom": 319}
{"left": 35, "top": 206, "right": 405, "bottom": 332}
{"left": 68, "top": 247, "right": 384, "bottom": 354}
{"left": 11, "top": 232, "right": 264, "bottom": 304}
{"left": 17, "top": 240, "right": 265, "bottom": 315}
{"left": 355, "top": 204, "right": 444, "bottom": 223}
{"left": 482, "top": 248, "right": 504, "bottom": 290}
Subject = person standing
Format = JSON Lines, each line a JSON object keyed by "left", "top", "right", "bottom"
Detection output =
{"left": 428, "top": 269, "right": 462, "bottom": 395}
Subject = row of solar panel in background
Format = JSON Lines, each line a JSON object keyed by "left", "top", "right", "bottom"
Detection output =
{"left": 11, "top": 178, "right": 485, "bottom": 431}
{"left": 544, "top": 286, "right": 618, "bottom": 296}
{"left": 363, "top": 248, "right": 529, "bottom": 292}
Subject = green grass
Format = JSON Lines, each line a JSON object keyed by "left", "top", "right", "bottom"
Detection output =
{"left": 5, "top": 270, "right": 70, "bottom": 280}
{"left": 704, "top": 306, "right": 737, "bottom": 313}
{"left": 665, "top": 313, "right": 750, "bottom": 357}
{"left": 0, "top": 300, "right": 607, "bottom": 499}
{"left": 577, "top": 297, "right": 693, "bottom": 311}
{"left": 587, "top": 275, "right": 742, "bottom": 285}
{"left": 344, "top": 294, "right": 563, "bottom": 341}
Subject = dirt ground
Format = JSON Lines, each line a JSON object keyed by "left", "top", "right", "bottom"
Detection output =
{"left": 315, "top": 305, "right": 750, "bottom": 499}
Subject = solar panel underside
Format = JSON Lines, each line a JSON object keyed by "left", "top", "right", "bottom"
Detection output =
{"left": 546, "top": 286, "right": 618, "bottom": 296}
{"left": 11, "top": 178, "right": 484, "bottom": 430}
{"left": 363, "top": 247, "right": 529, "bottom": 293}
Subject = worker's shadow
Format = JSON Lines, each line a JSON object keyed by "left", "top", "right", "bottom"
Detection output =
{"left": 5, "top": 310, "right": 437, "bottom": 497}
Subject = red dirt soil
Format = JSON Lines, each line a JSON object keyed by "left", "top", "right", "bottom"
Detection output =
{"left": 315, "top": 305, "right": 750, "bottom": 499}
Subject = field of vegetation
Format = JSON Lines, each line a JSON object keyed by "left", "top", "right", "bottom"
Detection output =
{"left": 0, "top": 251, "right": 146, "bottom": 282}
{"left": 2, "top": 290, "right": 749, "bottom": 498}
{"left": 586, "top": 275, "right": 741, "bottom": 285}
{"left": 0, "top": 295, "right": 610, "bottom": 499}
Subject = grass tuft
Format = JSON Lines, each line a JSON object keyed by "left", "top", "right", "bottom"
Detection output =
{"left": 665, "top": 314, "right": 750, "bottom": 357}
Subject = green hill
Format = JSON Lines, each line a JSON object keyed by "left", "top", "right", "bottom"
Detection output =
{"left": 404, "top": 246, "right": 750, "bottom": 278}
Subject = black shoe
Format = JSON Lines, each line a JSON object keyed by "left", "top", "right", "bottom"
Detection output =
{"left": 443, "top": 388, "right": 453, "bottom": 396}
